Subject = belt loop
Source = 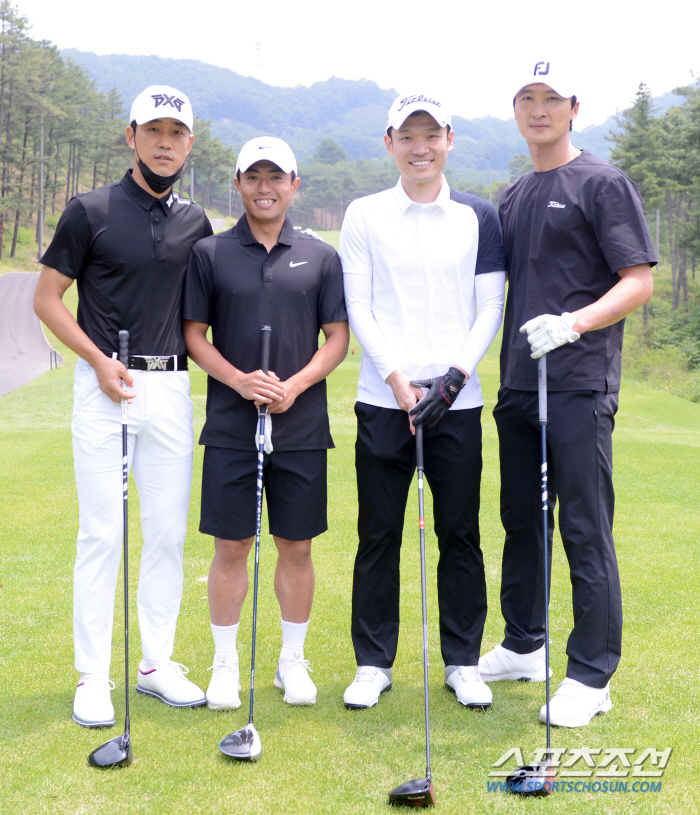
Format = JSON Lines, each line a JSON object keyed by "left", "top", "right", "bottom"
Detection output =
{"left": 174, "top": 355, "right": 178, "bottom": 372}
{"left": 112, "top": 352, "right": 117, "bottom": 360}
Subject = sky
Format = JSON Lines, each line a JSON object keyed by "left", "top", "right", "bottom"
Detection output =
{"left": 15, "top": 0, "right": 700, "bottom": 130}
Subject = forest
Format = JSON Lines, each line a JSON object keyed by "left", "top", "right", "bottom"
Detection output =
{"left": 1, "top": 2, "right": 698, "bottom": 400}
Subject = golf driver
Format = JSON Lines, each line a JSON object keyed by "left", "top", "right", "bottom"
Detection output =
{"left": 388, "top": 424, "right": 436, "bottom": 807}
{"left": 88, "top": 329, "right": 133, "bottom": 769}
{"left": 506, "top": 354, "right": 553, "bottom": 796}
{"left": 219, "top": 325, "right": 271, "bottom": 763}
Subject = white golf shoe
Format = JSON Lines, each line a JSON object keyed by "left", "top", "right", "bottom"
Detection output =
{"left": 541, "top": 677, "right": 612, "bottom": 727}
{"left": 136, "top": 661, "right": 207, "bottom": 707}
{"left": 479, "top": 644, "right": 553, "bottom": 682}
{"left": 444, "top": 666, "right": 493, "bottom": 709}
{"left": 206, "top": 657, "right": 242, "bottom": 711}
{"left": 72, "top": 675, "right": 116, "bottom": 728}
{"left": 274, "top": 652, "right": 317, "bottom": 705}
{"left": 343, "top": 666, "right": 392, "bottom": 709}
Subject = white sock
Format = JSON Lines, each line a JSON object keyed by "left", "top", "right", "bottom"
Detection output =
{"left": 280, "top": 619, "right": 309, "bottom": 661}
{"left": 140, "top": 658, "right": 163, "bottom": 671}
{"left": 80, "top": 671, "right": 108, "bottom": 683}
{"left": 212, "top": 622, "right": 239, "bottom": 663}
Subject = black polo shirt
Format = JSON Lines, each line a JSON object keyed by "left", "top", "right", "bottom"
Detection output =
{"left": 499, "top": 151, "right": 657, "bottom": 392}
{"left": 41, "top": 171, "right": 213, "bottom": 357}
{"left": 183, "top": 214, "right": 347, "bottom": 452}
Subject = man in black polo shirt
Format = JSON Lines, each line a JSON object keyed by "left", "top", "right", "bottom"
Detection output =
{"left": 35, "top": 85, "right": 212, "bottom": 728}
{"left": 479, "top": 61, "right": 655, "bottom": 727}
{"left": 183, "top": 136, "right": 348, "bottom": 710}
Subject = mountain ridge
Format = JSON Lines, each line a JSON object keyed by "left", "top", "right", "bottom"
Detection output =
{"left": 62, "top": 49, "right": 689, "bottom": 180}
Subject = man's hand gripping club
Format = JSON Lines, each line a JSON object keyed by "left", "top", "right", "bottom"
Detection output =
{"left": 409, "top": 366, "right": 466, "bottom": 429}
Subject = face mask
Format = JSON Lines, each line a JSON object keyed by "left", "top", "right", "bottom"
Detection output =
{"left": 136, "top": 153, "right": 184, "bottom": 195}
{"left": 132, "top": 125, "right": 186, "bottom": 195}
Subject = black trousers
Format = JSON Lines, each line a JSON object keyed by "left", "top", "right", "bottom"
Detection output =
{"left": 351, "top": 402, "right": 486, "bottom": 668}
{"left": 493, "top": 387, "right": 622, "bottom": 688}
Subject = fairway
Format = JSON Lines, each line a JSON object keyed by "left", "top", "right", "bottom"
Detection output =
{"left": 1, "top": 277, "right": 699, "bottom": 814}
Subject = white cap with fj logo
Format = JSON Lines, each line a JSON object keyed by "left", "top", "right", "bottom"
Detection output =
{"left": 129, "top": 85, "right": 194, "bottom": 132}
{"left": 236, "top": 136, "right": 298, "bottom": 175}
{"left": 515, "top": 61, "right": 576, "bottom": 99}
{"left": 386, "top": 93, "right": 451, "bottom": 134}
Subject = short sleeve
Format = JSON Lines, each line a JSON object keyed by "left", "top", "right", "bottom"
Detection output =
{"left": 338, "top": 200, "right": 372, "bottom": 278}
{"left": 318, "top": 250, "right": 348, "bottom": 325}
{"left": 202, "top": 216, "right": 214, "bottom": 238}
{"left": 40, "top": 197, "right": 92, "bottom": 279}
{"left": 592, "top": 176, "right": 657, "bottom": 273}
{"left": 182, "top": 242, "right": 214, "bottom": 324}
{"left": 472, "top": 198, "right": 508, "bottom": 275}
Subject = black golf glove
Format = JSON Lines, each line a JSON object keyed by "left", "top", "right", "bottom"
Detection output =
{"left": 409, "top": 367, "right": 466, "bottom": 429}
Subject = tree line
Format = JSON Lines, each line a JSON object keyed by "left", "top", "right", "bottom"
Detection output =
{"left": 0, "top": 1, "right": 235, "bottom": 261}
{"left": 607, "top": 82, "right": 700, "bottom": 382}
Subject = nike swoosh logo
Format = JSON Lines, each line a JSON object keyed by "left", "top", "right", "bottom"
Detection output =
{"left": 259, "top": 146, "right": 272, "bottom": 149}
{"left": 289, "top": 261, "right": 308, "bottom": 268}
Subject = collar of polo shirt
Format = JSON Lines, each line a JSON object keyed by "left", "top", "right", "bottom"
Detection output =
{"left": 394, "top": 175, "right": 451, "bottom": 214}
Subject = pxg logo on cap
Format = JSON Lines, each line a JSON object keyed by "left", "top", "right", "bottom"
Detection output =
{"left": 129, "top": 85, "right": 194, "bottom": 132}
{"left": 386, "top": 93, "right": 451, "bottom": 133}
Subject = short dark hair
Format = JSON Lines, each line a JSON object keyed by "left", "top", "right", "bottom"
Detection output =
{"left": 236, "top": 168, "right": 297, "bottom": 183}
{"left": 130, "top": 119, "right": 191, "bottom": 134}
{"left": 387, "top": 110, "right": 451, "bottom": 140}
{"left": 511, "top": 94, "right": 578, "bottom": 131}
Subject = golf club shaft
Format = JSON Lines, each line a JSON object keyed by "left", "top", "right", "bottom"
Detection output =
{"left": 118, "top": 330, "right": 130, "bottom": 738}
{"left": 415, "top": 425, "right": 432, "bottom": 782}
{"left": 538, "top": 355, "right": 550, "bottom": 755}
{"left": 248, "top": 325, "right": 271, "bottom": 724}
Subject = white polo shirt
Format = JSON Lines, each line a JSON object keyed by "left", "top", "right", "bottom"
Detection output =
{"left": 339, "top": 177, "right": 507, "bottom": 410}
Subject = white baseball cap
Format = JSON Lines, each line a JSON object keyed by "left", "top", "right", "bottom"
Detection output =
{"left": 236, "top": 136, "right": 298, "bottom": 175}
{"left": 129, "top": 85, "right": 194, "bottom": 131}
{"left": 386, "top": 93, "right": 451, "bottom": 133}
{"left": 514, "top": 61, "right": 576, "bottom": 99}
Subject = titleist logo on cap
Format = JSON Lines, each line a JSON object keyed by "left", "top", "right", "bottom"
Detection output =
{"left": 397, "top": 94, "right": 442, "bottom": 113}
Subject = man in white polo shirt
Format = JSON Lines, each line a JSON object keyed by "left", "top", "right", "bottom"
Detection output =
{"left": 339, "top": 93, "right": 507, "bottom": 709}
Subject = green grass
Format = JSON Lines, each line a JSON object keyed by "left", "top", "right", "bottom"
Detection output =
{"left": 1, "top": 277, "right": 700, "bottom": 813}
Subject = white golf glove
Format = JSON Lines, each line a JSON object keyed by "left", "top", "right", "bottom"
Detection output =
{"left": 293, "top": 226, "right": 324, "bottom": 242}
{"left": 519, "top": 312, "right": 580, "bottom": 359}
{"left": 255, "top": 413, "right": 273, "bottom": 454}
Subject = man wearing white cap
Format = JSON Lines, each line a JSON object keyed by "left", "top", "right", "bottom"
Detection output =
{"left": 183, "top": 137, "right": 348, "bottom": 709}
{"left": 339, "top": 93, "right": 507, "bottom": 709}
{"left": 479, "top": 61, "right": 655, "bottom": 726}
{"left": 35, "top": 85, "right": 212, "bottom": 726}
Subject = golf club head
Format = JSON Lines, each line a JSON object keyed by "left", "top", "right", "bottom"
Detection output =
{"left": 505, "top": 761, "right": 554, "bottom": 796}
{"left": 219, "top": 723, "right": 262, "bottom": 762}
{"left": 88, "top": 733, "right": 132, "bottom": 768}
{"left": 388, "top": 777, "right": 436, "bottom": 807}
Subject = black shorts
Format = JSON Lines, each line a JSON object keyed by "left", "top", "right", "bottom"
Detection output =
{"left": 200, "top": 446, "right": 328, "bottom": 541}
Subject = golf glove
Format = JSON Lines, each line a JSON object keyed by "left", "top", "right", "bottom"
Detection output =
{"left": 293, "top": 226, "right": 324, "bottom": 242}
{"left": 409, "top": 367, "right": 466, "bottom": 429}
{"left": 520, "top": 312, "right": 580, "bottom": 359}
{"left": 255, "top": 413, "right": 273, "bottom": 454}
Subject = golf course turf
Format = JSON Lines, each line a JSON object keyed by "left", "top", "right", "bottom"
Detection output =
{"left": 1, "top": 274, "right": 699, "bottom": 814}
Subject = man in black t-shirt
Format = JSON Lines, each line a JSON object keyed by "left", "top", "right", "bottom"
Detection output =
{"left": 35, "top": 86, "right": 213, "bottom": 728}
{"left": 183, "top": 137, "right": 348, "bottom": 711}
{"left": 478, "top": 61, "right": 656, "bottom": 727}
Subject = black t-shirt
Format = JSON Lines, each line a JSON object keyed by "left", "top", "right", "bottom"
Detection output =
{"left": 499, "top": 151, "right": 657, "bottom": 392}
{"left": 41, "top": 171, "right": 213, "bottom": 357}
{"left": 183, "top": 215, "right": 347, "bottom": 452}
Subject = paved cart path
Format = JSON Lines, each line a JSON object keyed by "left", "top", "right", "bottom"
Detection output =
{"left": 0, "top": 272, "right": 63, "bottom": 397}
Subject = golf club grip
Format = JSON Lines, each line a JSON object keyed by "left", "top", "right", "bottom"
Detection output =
{"left": 119, "top": 330, "right": 129, "bottom": 367}
{"left": 538, "top": 355, "right": 547, "bottom": 425}
{"left": 260, "top": 325, "right": 271, "bottom": 375}
{"left": 415, "top": 424, "right": 424, "bottom": 470}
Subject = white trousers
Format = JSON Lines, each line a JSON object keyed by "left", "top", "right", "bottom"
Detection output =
{"left": 72, "top": 358, "right": 193, "bottom": 674}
